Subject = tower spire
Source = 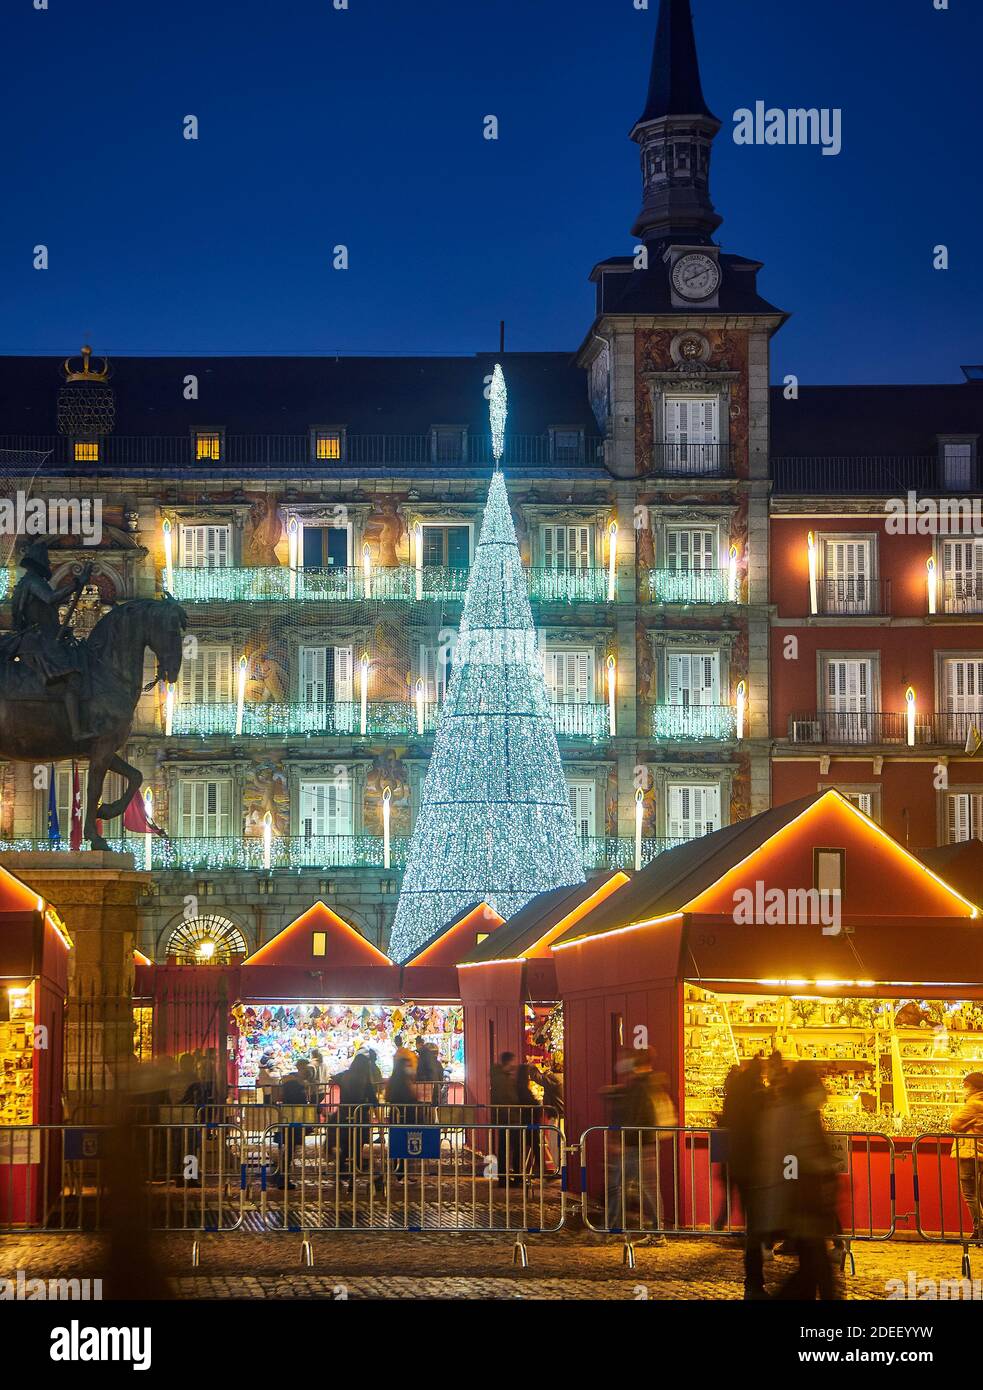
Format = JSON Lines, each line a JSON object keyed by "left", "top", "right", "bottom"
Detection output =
{"left": 630, "top": 0, "right": 722, "bottom": 246}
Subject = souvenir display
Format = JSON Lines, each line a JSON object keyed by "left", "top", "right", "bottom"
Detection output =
{"left": 0, "top": 988, "right": 35, "bottom": 1127}
{"left": 231, "top": 1000, "right": 465, "bottom": 1085}
{"left": 684, "top": 986, "right": 983, "bottom": 1136}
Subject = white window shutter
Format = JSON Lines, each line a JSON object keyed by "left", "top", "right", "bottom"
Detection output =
{"left": 334, "top": 646, "right": 353, "bottom": 703}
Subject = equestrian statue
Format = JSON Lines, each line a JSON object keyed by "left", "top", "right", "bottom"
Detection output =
{"left": 0, "top": 541, "right": 187, "bottom": 850}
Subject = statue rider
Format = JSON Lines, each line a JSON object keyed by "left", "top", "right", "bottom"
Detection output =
{"left": 10, "top": 540, "right": 95, "bottom": 744}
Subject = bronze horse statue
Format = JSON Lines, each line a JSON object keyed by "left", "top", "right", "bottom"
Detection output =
{"left": 0, "top": 594, "right": 187, "bottom": 850}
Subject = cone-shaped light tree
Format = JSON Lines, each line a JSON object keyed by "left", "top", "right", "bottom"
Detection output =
{"left": 388, "top": 367, "right": 586, "bottom": 961}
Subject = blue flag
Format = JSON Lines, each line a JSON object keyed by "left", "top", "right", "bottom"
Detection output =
{"left": 47, "top": 766, "right": 60, "bottom": 843}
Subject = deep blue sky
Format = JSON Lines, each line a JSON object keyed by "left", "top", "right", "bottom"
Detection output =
{"left": 2, "top": 0, "right": 980, "bottom": 383}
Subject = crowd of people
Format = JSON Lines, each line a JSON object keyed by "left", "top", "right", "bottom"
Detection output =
{"left": 255, "top": 1035, "right": 447, "bottom": 1110}
{"left": 720, "top": 1054, "right": 983, "bottom": 1299}
{"left": 488, "top": 1052, "right": 564, "bottom": 1182}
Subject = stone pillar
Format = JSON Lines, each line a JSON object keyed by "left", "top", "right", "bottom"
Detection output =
{"left": 2, "top": 852, "right": 150, "bottom": 1110}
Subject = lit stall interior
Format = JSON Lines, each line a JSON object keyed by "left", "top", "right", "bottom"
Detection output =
{"left": 231, "top": 1000, "right": 465, "bottom": 1087}
{"left": 684, "top": 984, "right": 983, "bottom": 1132}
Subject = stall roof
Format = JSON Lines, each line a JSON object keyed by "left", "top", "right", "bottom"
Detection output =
{"left": 403, "top": 902, "right": 504, "bottom": 967}
{"left": 915, "top": 842, "right": 983, "bottom": 911}
{"left": 242, "top": 901, "right": 393, "bottom": 969}
{"left": 0, "top": 859, "right": 50, "bottom": 915}
{"left": 552, "top": 790, "right": 977, "bottom": 949}
{"left": 460, "top": 872, "right": 630, "bottom": 963}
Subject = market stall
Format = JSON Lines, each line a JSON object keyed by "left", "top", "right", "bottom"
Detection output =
{"left": 0, "top": 862, "right": 73, "bottom": 1223}
{"left": 550, "top": 790, "right": 983, "bottom": 1225}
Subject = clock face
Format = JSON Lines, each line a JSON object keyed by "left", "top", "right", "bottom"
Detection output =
{"left": 671, "top": 252, "right": 721, "bottom": 301}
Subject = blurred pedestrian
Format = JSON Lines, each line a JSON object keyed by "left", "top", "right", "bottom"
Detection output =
{"left": 773, "top": 1062, "right": 839, "bottom": 1300}
{"left": 950, "top": 1071, "right": 983, "bottom": 1239}
{"left": 721, "top": 1057, "right": 768, "bottom": 1298}
{"left": 490, "top": 1052, "right": 518, "bottom": 1185}
{"left": 604, "top": 1054, "right": 675, "bottom": 1244}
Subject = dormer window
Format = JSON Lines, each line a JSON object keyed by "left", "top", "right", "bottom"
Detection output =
{"left": 73, "top": 439, "right": 100, "bottom": 463}
{"left": 311, "top": 428, "right": 344, "bottom": 462}
{"left": 194, "top": 429, "right": 224, "bottom": 462}
{"left": 550, "top": 428, "right": 584, "bottom": 465}
{"left": 431, "top": 427, "right": 466, "bottom": 465}
{"left": 940, "top": 438, "right": 976, "bottom": 491}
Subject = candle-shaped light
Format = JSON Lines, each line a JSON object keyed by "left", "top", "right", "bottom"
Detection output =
{"left": 162, "top": 518, "right": 174, "bottom": 593}
{"left": 905, "top": 686, "right": 916, "bottom": 748}
{"left": 262, "top": 810, "right": 273, "bottom": 871}
{"left": 164, "top": 681, "right": 175, "bottom": 737}
{"left": 414, "top": 521, "right": 423, "bottom": 601}
{"left": 287, "top": 515, "right": 299, "bottom": 599}
{"left": 807, "top": 531, "right": 818, "bottom": 615}
{"left": 143, "top": 787, "right": 154, "bottom": 871}
{"left": 415, "top": 676, "right": 425, "bottom": 736}
{"left": 607, "top": 520, "right": 618, "bottom": 602}
{"left": 728, "top": 544, "right": 739, "bottom": 602}
{"left": 926, "top": 555, "right": 937, "bottom": 615}
{"left": 634, "top": 787, "right": 644, "bottom": 872}
{"left": 235, "top": 654, "right": 248, "bottom": 735}
{"left": 362, "top": 542, "right": 372, "bottom": 599}
{"left": 360, "top": 651, "right": 369, "bottom": 736}
{"left": 736, "top": 680, "right": 747, "bottom": 741}
{"left": 606, "top": 655, "right": 617, "bottom": 737}
{"left": 382, "top": 786, "right": 392, "bottom": 869}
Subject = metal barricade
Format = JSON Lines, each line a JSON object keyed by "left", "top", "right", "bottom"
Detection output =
{"left": 579, "top": 1126, "right": 897, "bottom": 1269}
{"left": 140, "top": 1123, "right": 247, "bottom": 1242}
{"left": 912, "top": 1133, "right": 982, "bottom": 1277}
{"left": 257, "top": 1119, "right": 563, "bottom": 1263}
{"left": 0, "top": 1125, "right": 110, "bottom": 1233}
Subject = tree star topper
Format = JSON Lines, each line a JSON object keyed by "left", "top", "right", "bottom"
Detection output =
{"left": 489, "top": 363, "right": 507, "bottom": 466}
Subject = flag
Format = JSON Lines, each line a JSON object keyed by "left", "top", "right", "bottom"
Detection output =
{"left": 46, "top": 766, "right": 60, "bottom": 843}
{"left": 123, "top": 787, "right": 167, "bottom": 837}
{"left": 69, "top": 763, "right": 83, "bottom": 851}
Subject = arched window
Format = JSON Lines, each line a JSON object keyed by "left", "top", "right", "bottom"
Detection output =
{"left": 164, "top": 914, "right": 247, "bottom": 965}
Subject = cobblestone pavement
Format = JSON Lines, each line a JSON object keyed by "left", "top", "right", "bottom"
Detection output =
{"left": 2, "top": 1230, "right": 978, "bottom": 1299}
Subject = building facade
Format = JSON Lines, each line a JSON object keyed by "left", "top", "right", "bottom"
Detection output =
{"left": 0, "top": 0, "right": 979, "bottom": 962}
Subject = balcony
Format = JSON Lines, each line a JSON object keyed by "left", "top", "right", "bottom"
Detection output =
{"left": 648, "top": 568, "right": 733, "bottom": 605}
{"left": 0, "top": 833, "right": 685, "bottom": 873}
{"left": 645, "top": 703, "right": 738, "bottom": 741}
{"left": 787, "top": 710, "right": 983, "bottom": 747}
{"left": 166, "top": 700, "right": 612, "bottom": 743}
{"left": 650, "top": 443, "right": 730, "bottom": 477}
{"left": 166, "top": 564, "right": 610, "bottom": 605}
{"left": 815, "top": 578, "right": 891, "bottom": 616}
{"left": 940, "top": 577, "right": 983, "bottom": 616}
{"left": 0, "top": 432, "right": 604, "bottom": 472}
{"left": 526, "top": 568, "right": 609, "bottom": 603}
{"left": 773, "top": 455, "right": 938, "bottom": 495}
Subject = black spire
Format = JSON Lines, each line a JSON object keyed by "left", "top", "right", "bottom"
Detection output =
{"left": 636, "top": 0, "right": 717, "bottom": 125}
{"left": 630, "top": 0, "right": 722, "bottom": 245}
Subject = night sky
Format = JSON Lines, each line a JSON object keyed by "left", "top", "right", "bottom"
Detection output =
{"left": 2, "top": 0, "right": 980, "bottom": 383}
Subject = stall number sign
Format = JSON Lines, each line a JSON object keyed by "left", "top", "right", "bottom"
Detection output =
{"left": 64, "top": 1130, "right": 102, "bottom": 1161}
{"left": 389, "top": 1127, "right": 441, "bottom": 1161}
{"left": 0, "top": 1129, "right": 40, "bottom": 1165}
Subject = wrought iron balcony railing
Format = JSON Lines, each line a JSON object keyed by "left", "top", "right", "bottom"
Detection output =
{"left": 787, "top": 710, "right": 983, "bottom": 746}
{"left": 165, "top": 699, "right": 612, "bottom": 743}
{"left": 816, "top": 578, "right": 892, "bottom": 616}
{"left": 165, "top": 564, "right": 612, "bottom": 605}
{"left": 646, "top": 703, "right": 738, "bottom": 741}
{"left": 650, "top": 443, "right": 730, "bottom": 477}
{"left": 0, "top": 833, "right": 686, "bottom": 873}
{"left": 647, "top": 567, "right": 734, "bottom": 604}
{"left": 772, "top": 455, "right": 940, "bottom": 495}
{"left": 0, "top": 432, "right": 604, "bottom": 471}
{"left": 940, "top": 578, "right": 983, "bottom": 615}
{"left": 526, "top": 567, "right": 609, "bottom": 603}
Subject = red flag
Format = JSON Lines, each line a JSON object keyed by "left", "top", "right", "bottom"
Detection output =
{"left": 69, "top": 763, "right": 83, "bottom": 851}
{"left": 123, "top": 788, "right": 167, "bottom": 837}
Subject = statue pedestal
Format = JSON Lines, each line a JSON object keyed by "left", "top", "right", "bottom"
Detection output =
{"left": 0, "top": 852, "right": 150, "bottom": 1112}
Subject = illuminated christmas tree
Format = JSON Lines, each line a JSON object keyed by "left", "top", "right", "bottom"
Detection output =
{"left": 388, "top": 368, "right": 585, "bottom": 961}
